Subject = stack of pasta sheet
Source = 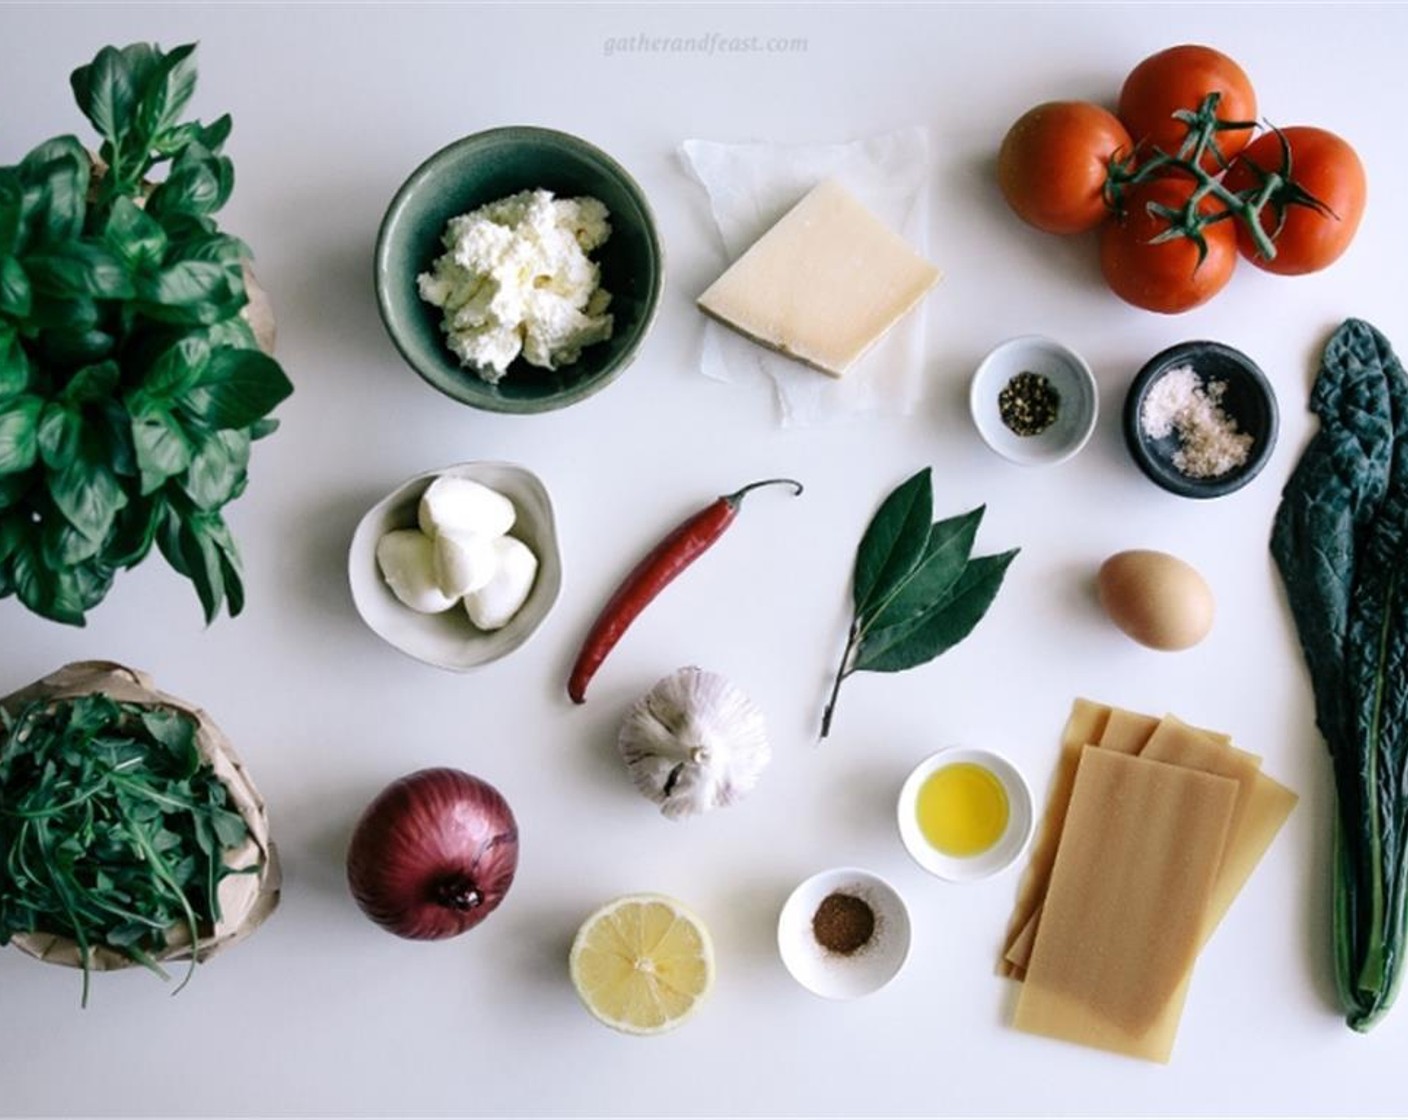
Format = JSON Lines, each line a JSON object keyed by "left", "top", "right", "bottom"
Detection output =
{"left": 1001, "top": 699, "right": 1298, "bottom": 1062}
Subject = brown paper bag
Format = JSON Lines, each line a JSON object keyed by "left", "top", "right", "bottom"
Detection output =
{"left": 0, "top": 661, "right": 281, "bottom": 972}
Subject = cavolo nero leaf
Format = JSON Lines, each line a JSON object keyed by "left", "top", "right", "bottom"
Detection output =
{"left": 1271, "top": 318, "right": 1408, "bottom": 1032}
{"left": 820, "top": 469, "right": 1019, "bottom": 738}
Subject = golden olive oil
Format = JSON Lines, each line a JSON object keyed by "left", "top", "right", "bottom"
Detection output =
{"left": 916, "top": 762, "right": 1010, "bottom": 857}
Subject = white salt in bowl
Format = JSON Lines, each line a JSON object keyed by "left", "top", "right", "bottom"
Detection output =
{"left": 776, "top": 868, "right": 911, "bottom": 999}
{"left": 970, "top": 335, "right": 1099, "bottom": 466}
{"left": 1122, "top": 340, "right": 1278, "bottom": 499}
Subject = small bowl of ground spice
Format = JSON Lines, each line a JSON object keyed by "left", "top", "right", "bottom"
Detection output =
{"left": 1123, "top": 341, "right": 1278, "bottom": 499}
{"left": 776, "top": 867, "right": 911, "bottom": 1000}
{"left": 969, "top": 335, "right": 1099, "bottom": 466}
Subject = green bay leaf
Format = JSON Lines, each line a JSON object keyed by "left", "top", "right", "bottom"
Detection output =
{"left": 852, "top": 467, "right": 932, "bottom": 618}
{"left": 864, "top": 507, "right": 983, "bottom": 634}
{"left": 855, "top": 549, "right": 1018, "bottom": 674}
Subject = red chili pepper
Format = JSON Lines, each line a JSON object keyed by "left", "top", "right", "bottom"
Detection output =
{"left": 567, "top": 478, "right": 804, "bottom": 703}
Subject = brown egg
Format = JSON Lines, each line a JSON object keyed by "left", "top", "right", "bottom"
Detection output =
{"left": 1097, "top": 549, "right": 1214, "bottom": 651}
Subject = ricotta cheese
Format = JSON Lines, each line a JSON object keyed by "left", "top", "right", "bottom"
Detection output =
{"left": 417, "top": 190, "right": 614, "bottom": 382}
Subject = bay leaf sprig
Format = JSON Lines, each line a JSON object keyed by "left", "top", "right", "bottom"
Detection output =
{"left": 820, "top": 468, "right": 1018, "bottom": 739}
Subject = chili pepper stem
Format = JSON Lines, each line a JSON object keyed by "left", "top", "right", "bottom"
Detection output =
{"left": 723, "top": 478, "right": 804, "bottom": 508}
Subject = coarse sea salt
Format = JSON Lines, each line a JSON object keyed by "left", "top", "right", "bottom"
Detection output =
{"left": 1140, "top": 365, "right": 1253, "bottom": 479}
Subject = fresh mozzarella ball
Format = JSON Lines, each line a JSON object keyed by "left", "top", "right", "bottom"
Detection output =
{"left": 376, "top": 529, "right": 457, "bottom": 614}
{"left": 465, "top": 537, "right": 539, "bottom": 631}
{"left": 417, "top": 476, "right": 516, "bottom": 539}
{"left": 433, "top": 531, "right": 498, "bottom": 599}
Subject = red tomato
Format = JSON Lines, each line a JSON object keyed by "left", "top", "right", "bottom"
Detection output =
{"left": 1118, "top": 45, "right": 1257, "bottom": 169}
{"left": 1223, "top": 126, "right": 1367, "bottom": 275}
{"left": 1100, "top": 179, "right": 1238, "bottom": 313}
{"left": 998, "top": 101, "right": 1133, "bottom": 234}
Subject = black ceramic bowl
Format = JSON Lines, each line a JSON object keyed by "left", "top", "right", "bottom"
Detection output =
{"left": 1122, "top": 341, "right": 1278, "bottom": 499}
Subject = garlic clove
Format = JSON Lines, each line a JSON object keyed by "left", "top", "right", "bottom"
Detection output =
{"left": 464, "top": 536, "right": 538, "bottom": 631}
{"left": 376, "top": 529, "right": 458, "bottom": 614}
{"left": 433, "top": 531, "right": 498, "bottom": 599}
{"left": 618, "top": 667, "right": 770, "bottom": 819}
{"left": 418, "top": 476, "right": 516, "bottom": 539}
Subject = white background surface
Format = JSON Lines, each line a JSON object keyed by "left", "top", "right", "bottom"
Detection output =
{"left": 1, "top": 3, "right": 1406, "bottom": 1116}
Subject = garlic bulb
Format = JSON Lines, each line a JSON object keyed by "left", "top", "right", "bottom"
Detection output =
{"left": 618, "top": 667, "right": 770, "bottom": 820}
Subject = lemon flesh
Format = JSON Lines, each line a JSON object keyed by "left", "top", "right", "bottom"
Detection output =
{"left": 569, "top": 894, "right": 715, "bottom": 1034}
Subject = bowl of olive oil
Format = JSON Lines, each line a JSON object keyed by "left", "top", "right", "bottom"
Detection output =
{"left": 897, "top": 748, "right": 1032, "bottom": 881}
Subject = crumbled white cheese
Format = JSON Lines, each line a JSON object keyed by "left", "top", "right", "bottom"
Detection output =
{"left": 1140, "top": 364, "right": 1253, "bottom": 479}
{"left": 417, "top": 189, "right": 614, "bottom": 383}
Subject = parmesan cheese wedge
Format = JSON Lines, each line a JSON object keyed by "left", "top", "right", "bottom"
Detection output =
{"left": 696, "top": 179, "right": 940, "bottom": 377}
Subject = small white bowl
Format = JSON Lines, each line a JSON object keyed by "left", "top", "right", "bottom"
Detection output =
{"left": 777, "top": 868, "right": 911, "bottom": 1000}
{"left": 969, "top": 335, "right": 1098, "bottom": 466}
{"left": 348, "top": 462, "right": 562, "bottom": 671}
{"left": 897, "top": 748, "right": 1033, "bottom": 882}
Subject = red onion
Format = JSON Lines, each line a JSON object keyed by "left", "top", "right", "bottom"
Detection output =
{"left": 346, "top": 767, "right": 518, "bottom": 940}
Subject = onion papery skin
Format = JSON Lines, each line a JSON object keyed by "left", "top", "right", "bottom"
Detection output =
{"left": 346, "top": 767, "right": 519, "bottom": 940}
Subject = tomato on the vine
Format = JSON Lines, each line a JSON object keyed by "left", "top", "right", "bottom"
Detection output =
{"left": 1118, "top": 45, "right": 1257, "bottom": 170}
{"left": 1224, "top": 126, "right": 1366, "bottom": 275}
{"left": 1100, "top": 178, "right": 1238, "bottom": 314}
{"left": 998, "top": 101, "right": 1132, "bottom": 235}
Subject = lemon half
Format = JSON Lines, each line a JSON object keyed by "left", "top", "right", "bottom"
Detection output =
{"left": 569, "top": 893, "right": 715, "bottom": 1035}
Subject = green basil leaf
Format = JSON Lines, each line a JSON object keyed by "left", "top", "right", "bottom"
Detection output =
{"left": 132, "top": 409, "right": 193, "bottom": 495}
{"left": 146, "top": 150, "right": 233, "bottom": 220}
{"left": 0, "top": 256, "right": 30, "bottom": 318}
{"left": 0, "top": 325, "right": 30, "bottom": 399}
{"left": 855, "top": 549, "right": 1019, "bottom": 674}
{"left": 176, "top": 231, "right": 249, "bottom": 268}
{"left": 0, "top": 395, "right": 42, "bottom": 473}
{"left": 61, "top": 361, "right": 121, "bottom": 406}
{"left": 48, "top": 430, "right": 128, "bottom": 542}
{"left": 136, "top": 260, "right": 240, "bottom": 325}
{"left": 23, "top": 290, "right": 98, "bottom": 333}
{"left": 10, "top": 540, "right": 106, "bottom": 626}
{"left": 0, "top": 471, "right": 30, "bottom": 511}
{"left": 204, "top": 512, "right": 244, "bottom": 619}
{"left": 135, "top": 43, "right": 197, "bottom": 142}
{"left": 42, "top": 514, "right": 102, "bottom": 568}
{"left": 852, "top": 467, "right": 932, "bottom": 619}
{"left": 38, "top": 403, "right": 82, "bottom": 471}
{"left": 181, "top": 429, "right": 247, "bottom": 509}
{"left": 182, "top": 348, "right": 292, "bottom": 431}
{"left": 70, "top": 45, "right": 140, "bottom": 146}
{"left": 25, "top": 244, "right": 134, "bottom": 301}
{"left": 154, "top": 113, "right": 231, "bottom": 158}
{"left": 35, "top": 327, "right": 115, "bottom": 369}
{"left": 106, "top": 497, "right": 161, "bottom": 569}
{"left": 181, "top": 516, "right": 224, "bottom": 624}
{"left": 247, "top": 417, "right": 279, "bottom": 441}
{"left": 0, "top": 170, "right": 22, "bottom": 256}
{"left": 103, "top": 196, "right": 167, "bottom": 269}
{"left": 138, "top": 336, "right": 209, "bottom": 402}
{"left": 863, "top": 508, "right": 983, "bottom": 634}
{"left": 17, "top": 137, "right": 90, "bottom": 245}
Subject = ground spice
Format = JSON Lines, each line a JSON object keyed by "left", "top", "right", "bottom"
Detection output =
{"left": 999, "top": 371, "right": 1061, "bottom": 437}
{"left": 812, "top": 891, "right": 876, "bottom": 955}
{"left": 1140, "top": 364, "right": 1253, "bottom": 479}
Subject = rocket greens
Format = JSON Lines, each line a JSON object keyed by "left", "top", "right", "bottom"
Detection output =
{"left": 0, "top": 42, "right": 292, "bottom": 625}
{"left": 0, "top": 693, "right": 254, "bottom": 1005}
{"left": 1271, "top": 319, "right": 1408, "bottom": 1032}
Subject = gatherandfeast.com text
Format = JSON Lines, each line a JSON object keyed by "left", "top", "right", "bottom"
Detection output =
{"left": 603, "top": 33, "right": 808, "bottom": 58}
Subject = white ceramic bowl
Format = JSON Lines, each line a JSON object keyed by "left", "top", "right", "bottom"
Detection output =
{"left": 969, "top": 335, "right": 1098, "bottom": 466}
{"left": 348, "top": 462, "right": 562, "bottom": 670}
{"left": 776, "top": 868, "right": 911, "bottom": 1000}
{"left": 897, "top": 747, "right": 1033, "bottom": 882}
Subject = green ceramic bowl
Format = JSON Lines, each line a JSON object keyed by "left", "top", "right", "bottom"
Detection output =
{"left": 375, "top": 126, "right": 663, "bottom": 413}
